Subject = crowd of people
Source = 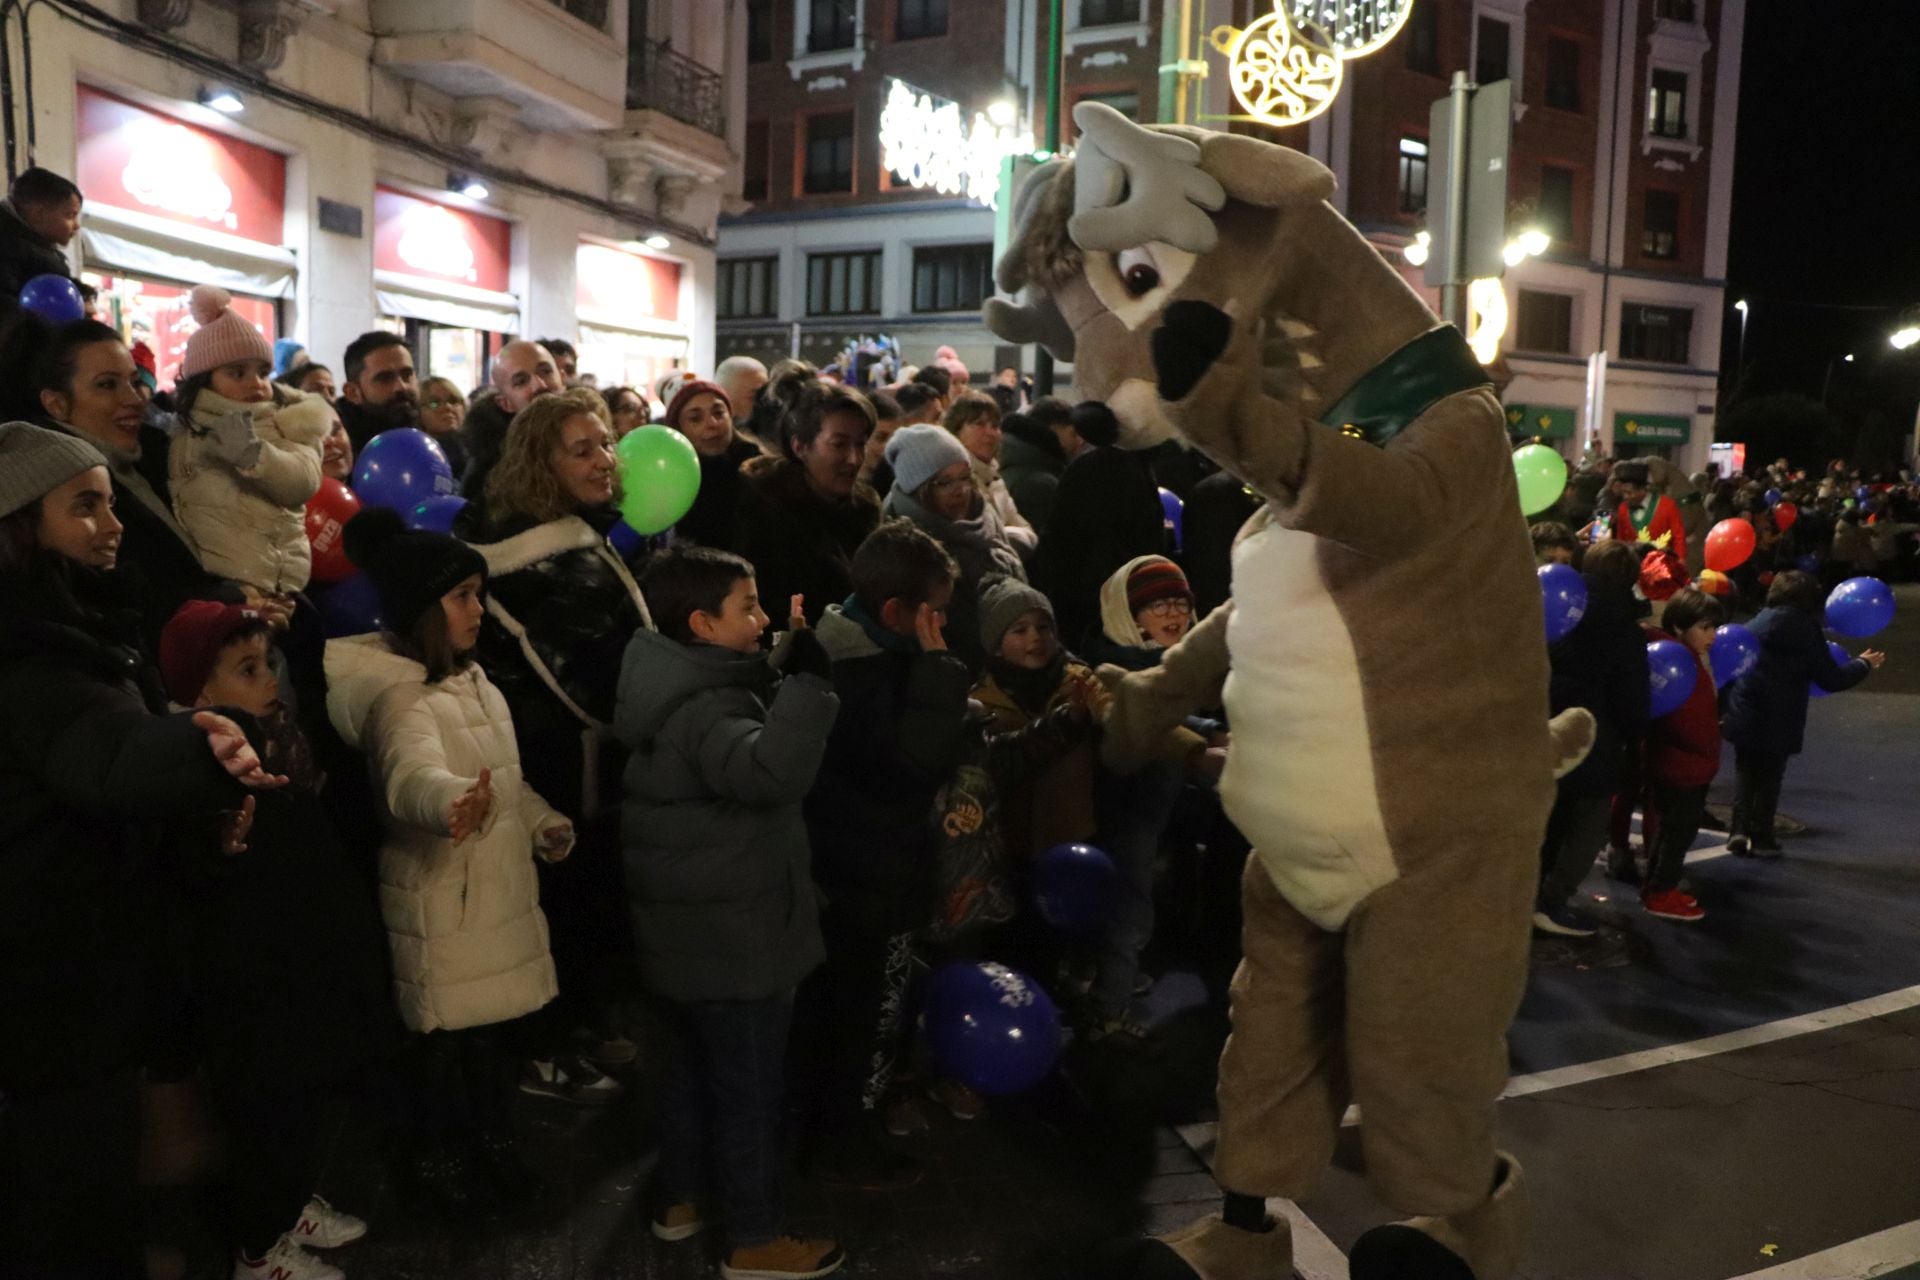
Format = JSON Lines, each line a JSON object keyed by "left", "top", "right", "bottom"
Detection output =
{"left": 0, "top": 158, "right": 1912, "bottom": 1280}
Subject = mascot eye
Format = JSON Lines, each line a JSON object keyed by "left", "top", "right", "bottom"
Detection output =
{"left": 1117, "top": 248, "right": 1161, "bottom": 298}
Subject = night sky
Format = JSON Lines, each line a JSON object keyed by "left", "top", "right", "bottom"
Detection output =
{"left": 1722, "top": 0, "right": 1920, "bottom": 451}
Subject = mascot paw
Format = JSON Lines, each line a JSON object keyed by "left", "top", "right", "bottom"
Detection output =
{"left": 1085, "top": 1213, "right": 1293, "bottom": 1280}
{"left": 1152, "top": 300, "right": 1234, "bottom": 402}
{"left": 1548, "top": 707, "right": 1597, "bottom": 780}
{"left": 1348, "top": 1224, "right": 1477, "bottom": 1280}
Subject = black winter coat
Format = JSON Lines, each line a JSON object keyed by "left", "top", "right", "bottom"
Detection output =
{"left": 0, "top": 200, "right": 72, "bottom": 319}
{"left": 1721, "top": 606, "right": 1869, "bottom": 757}
{"left": 806, "top": 604, "right": 973, "bottom": 933}
{"left": 730, "top": 457, "right": 881, "bottom": 627}
{"left": 458, "top": 394, "right": 516, "bottom": 498}
{"left": 1033, "top": 446, "right": 1167, "bottom": 651}
{"left": 997, "top": 414, "right": 1064, "bottom": 531}
{"left": 676, "top": 435, "right": 764, "bottom": 549}
{"left": 1183, "top": 471, "right": 1263, "bottom": 617}
{"left": 0, "top": 576, "right": 243, "bottom": 1094}
{"left": 1547, "top": 578, "right": 1650, "bottom": 796}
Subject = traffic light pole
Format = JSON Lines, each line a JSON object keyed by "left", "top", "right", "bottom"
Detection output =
{"left": 1438, "top": 70, "right": 1472, "bottom": 331}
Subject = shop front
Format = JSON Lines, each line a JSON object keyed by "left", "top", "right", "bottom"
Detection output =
{"left": 574, "top": 239, "right": 687, "bottom": 394}
{"left": 373, "top": 186, "right": 518, "bottom": 390}
{"left": 1505, "top": 403, "right": 1580, "bottom": 450}
{"left": 73, "top": 85, "right": 293, "bottom": 388}
{"left": 1614, "top": 411, "right": 1692, "bottom": 461}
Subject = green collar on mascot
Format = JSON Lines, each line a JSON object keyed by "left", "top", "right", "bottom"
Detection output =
{"left": 1317, "top": 326, "right": 1491, "bottom": 448}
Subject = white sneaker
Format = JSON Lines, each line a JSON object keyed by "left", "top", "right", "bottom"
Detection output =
{"left": 290, "top": 1195, "right": 367, "bottom": 1249}
{"left": 234, "top": 1235, "right": 345, "bottom": 1280}
{"left": 519, "top": 1055, "right": 625, "bottom": 1106}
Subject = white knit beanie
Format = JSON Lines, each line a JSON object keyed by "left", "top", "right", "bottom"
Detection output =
{"left": 181, "top": 285, "right": 272, "bottom": 380}
{"left": 0, "top": 421, "right": 109, "bottom": 519}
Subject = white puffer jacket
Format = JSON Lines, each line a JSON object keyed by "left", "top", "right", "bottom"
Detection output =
{"left": 170, "top": 384, "right": 332, "bottom": 594}
{"left": 325, "top": 634, "right": 572, "bottom": 1033}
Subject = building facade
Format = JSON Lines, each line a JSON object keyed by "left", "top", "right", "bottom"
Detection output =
{"left": 720, "top": 0, "right": 1741, "bottom": 472}
{"left": 3, "top": 0, "right": 745, "bottom": 393}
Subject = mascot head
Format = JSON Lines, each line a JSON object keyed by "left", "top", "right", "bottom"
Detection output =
{"left": 985, "top": 102, "right": 1442, "bottom": 450}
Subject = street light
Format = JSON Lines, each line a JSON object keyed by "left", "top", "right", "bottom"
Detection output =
{"left": 1891, "top": 326, "right": 1920, "bottom": 351}
{"left": 1734, "top": 298, "right": 1750, "bottom": 369}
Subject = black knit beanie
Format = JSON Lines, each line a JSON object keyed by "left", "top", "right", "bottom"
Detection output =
{"left": 342, "top": 506, "right": 487, "bottom": 635}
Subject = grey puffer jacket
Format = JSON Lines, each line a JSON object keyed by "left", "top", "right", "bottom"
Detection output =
{"left": 615, "top": 629, "right": 839, "bottom": 1002}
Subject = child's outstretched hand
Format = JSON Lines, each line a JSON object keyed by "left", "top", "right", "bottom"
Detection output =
{"left": 789, "top": 594, "right": 808, "bottom": 632}
{"left": 914, "top": 603, "right": 947, "bottom": 652}
{"left": 219, "top": 795, "right": 257, "bottom": 857}
{"left": 1862, "top": 649, "right": 1887, "bottom": 669}
{"left": 449, "top": 768, "right": 493, "bottom": 843}
{"left": 193, "top": 711, "right": 288, "bottom": 789}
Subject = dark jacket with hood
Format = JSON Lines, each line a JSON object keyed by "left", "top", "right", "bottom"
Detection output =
{"left": 730, "top": 456, "right": 880, "bottom": 627}
{"left": 675, "top": 434, "right": 763, "bottom": 550}
{"left": 615, "top": 628, "right": 838, "bottom": 1002}
{"left": 0, "top": 199, "right": 72, "bottom": 318}
{"left": 458, "top": 393, "right": 516, "bottom": 497}
{"left": 996, "top": 412, "right": 1065, "bottom": 531}
{"left": 0, "top": 567, "right": 244, "bottom": 1094}
{"left": 1547, "top": 573, "right": 1650, "bottom": 796}
{"left": 1722, "top": 606, "right": 1869, "bottom": 757}
{"left": 806, "top": 601, "right": 973, "bottom": 933}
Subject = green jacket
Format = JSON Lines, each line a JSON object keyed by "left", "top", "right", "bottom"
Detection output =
{"left": 615, "top": 629, "right": 839, "bottom": 1002}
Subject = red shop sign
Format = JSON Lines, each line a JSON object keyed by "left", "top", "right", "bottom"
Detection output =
{"left": 576, "top": 241, "right": 681, "bottom": 324}
{"left": 75, "top": 86, "right": 287, "bottom": 244}
{"left": 373, "top": 186, "right": 512, "bottom": 294}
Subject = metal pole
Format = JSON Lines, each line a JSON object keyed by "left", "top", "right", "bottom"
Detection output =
{"left": 1033, "top": 0, "right": 1063, "bottom": 397}
{"left": 1439, "top": 70, "right": 1472, "bottom": 330}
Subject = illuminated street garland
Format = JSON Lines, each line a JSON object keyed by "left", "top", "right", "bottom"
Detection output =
{"left": 877, "top": 78, "right": 1034, "bottom": 211}
{"left": 1210, "top": 0, "right": 1416, "bottom": 128}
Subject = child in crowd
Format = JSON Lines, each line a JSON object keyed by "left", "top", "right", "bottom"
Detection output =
{"left": 1629, "top": 588, "right": 1723, "bottom": 922}
{"left": 170, "top": 285, "right": 334, "bottom": 599}
{"left": 158, "top": 601, "right": 393, "bottom": 1280}
{"left": 1721, "top": 570, "right": 1886, "bottom": 857}
{"left": 1530, "top": 520, "right": 1579, "bottom": 567}
{"left": 804, "top": 521, "right": 973, "bottom": 1188}
{"left": 324, "top": 508, "right": 574, "bottom": 1216}
{"left": 617, "top": 547, "right": 843, "bottom": 1280}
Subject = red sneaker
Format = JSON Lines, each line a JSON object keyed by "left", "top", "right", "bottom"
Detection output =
{"left": 1642, "top": 887, "right": 1705, "bottom": 922}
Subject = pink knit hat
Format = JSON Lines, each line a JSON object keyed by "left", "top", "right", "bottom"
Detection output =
{"left": 181, "top": 285, "right": 272, "bottom": 380}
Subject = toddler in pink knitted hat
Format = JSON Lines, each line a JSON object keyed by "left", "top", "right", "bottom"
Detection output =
{"left": 169, "top": 284, "right": 336, "bottom": 596}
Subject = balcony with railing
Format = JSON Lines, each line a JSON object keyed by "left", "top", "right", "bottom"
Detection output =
{"left": 369, "top": 0, "right": 627, "bottom": 131}
{"left": 626, "top": 39, "right": 726, "bottom": 139}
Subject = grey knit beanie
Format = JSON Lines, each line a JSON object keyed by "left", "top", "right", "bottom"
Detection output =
{"left": 0, "top": 421, "right": 109, "bottom": 519}
{"left": 978, "top": 574, "right": 1055, "bottom": 651}
{"left": 885, "top": 423, "right": 972, "bottom": 496}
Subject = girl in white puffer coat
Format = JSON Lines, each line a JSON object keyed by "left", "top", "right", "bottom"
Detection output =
{"left": 324, "top": 507, "right": 573, "bottom": 1213}
{"left": 169, "top": 285, "right": 332, "bottom": 597}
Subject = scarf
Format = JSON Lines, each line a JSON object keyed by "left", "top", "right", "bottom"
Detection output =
{"left": 839, "top": 593, "right": 920, "bottom": 655}
{"left": 882, "top": 485, "right": 1025, "bottom": 586}
{"left": 986, "top": 649, "right": 1069, "bottom": 718}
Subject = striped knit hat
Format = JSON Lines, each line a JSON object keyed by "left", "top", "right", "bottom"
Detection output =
{"left": 1125, "top": 556, "right": 1192, "bottom": 615}
{"left": 181, "top": 285, "right": 272, "bottom": 380}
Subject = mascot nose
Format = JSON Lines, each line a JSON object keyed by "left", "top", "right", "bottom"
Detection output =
{"left": 1152, "top": 300, "right": 1235, "bottom": 402}
{"left": 1072, "top": 400, "right": 1121, "bottom": 447}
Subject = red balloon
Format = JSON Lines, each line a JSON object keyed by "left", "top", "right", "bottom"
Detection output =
{"left": 1704, "top": 518, "right": 1756, "bottom": 572}
{"left": 1772, "top": 500, "right": 1799, "bottom": 531}
{"left": 304, "top": 477, "right": 362, "bottom": 584}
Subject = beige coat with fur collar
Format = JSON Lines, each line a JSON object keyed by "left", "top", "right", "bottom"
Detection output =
{"left": 170, "top": 384, "right": 332, "bottom": 593}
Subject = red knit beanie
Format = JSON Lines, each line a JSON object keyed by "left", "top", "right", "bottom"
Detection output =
{"left": 158, "top": 600, "right": 268, "bottom": 705}
{"left": 664, "top": 379, "right": 729, "bottom": 430}
{"left": 1126, "top": 556, "right": 1192, "bottom": 614}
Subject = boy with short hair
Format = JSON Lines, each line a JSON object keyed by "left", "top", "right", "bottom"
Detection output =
{"left": 0, "top": 167, "right": 82, "bottom": 315}
{"left": 1529, "top": 520, "right": 1579, "bottom": 567}
{"left": 617, "top": 546, "right": 844, "bottom": 1280}
{"left": 1635, "top": 588, "right": 1724, "bottom": 921}
{"left": 803, "top": 520, "right": 973, "bottom": 1188}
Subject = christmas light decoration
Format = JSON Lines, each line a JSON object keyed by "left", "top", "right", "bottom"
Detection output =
{"left": 1209, "top": 1, "right": 1417, "bottom": 129}
{"left": 1282, "top": 0, "right": 1416, "bottom": 59}
{"left": 878, "top": 78, "right": 1034, "bottom": 211}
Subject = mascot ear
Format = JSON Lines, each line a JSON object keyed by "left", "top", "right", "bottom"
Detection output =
{"left": 1198, "top": 133, "right": 1336, "bottom": 209}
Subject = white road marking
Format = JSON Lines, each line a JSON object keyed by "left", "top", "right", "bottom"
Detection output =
{"left": 1726, "top": 1218, "right": 1920, "bottom": 1279}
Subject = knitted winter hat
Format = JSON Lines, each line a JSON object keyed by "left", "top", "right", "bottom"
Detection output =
{"left": 1125, "top": 556, "right": 1193, "bottom": 615}
{"left": 272, "top": 337, "right": 307, "bottom": 379}
{"left": 181, "top": 285, "right": 272, "bottom": 380}
{"left": 158, "top": 600, "right": 268, "bottom": 706}
{"left": 978, "top": 575, "right": 1054, "bottom": 651}
{"left": 885, "top": 423, "right": 971, "bottom": 495}
{"left": 664, "top": 379, "right": 730, "bottom": 430}
{"left": 0, "top": 420, "right": 108, "bottom": 519}
{"left": 341, "top": 506, "right": 487, "bottom": 636}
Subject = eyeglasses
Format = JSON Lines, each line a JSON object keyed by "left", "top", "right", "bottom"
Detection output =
{"left": 1141, "top": 598, "right": 1192, "bottom": 617}
{"left": 926, "top": 475, "right": 973, "bottom": 495}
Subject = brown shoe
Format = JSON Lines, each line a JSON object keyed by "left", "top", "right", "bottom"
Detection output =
{"left": 649, "top": 1201, "right": 703, "bottom": 1242}
{"left": 720, "top": 1235, "right": 845, "bottom": 1279}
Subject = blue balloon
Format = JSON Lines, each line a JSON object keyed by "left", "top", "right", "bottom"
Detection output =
{"left": 607, "top": 519, "right": 644, "bottom": 557}
{"left": 406, "top": 494, "right": 467, "bottom": 534}
{"left": 353, "top": 428, "right": 453, "bottom": 512}
{"left": 1763, "top": 488, "right": 1783, "bottom": 508}
{"left": 1708, "top": 623, "right": 1758, "bottom": 688}
{"left": 18, "top": 274, "right": 83, "bottom": 324}
{"left": 1811, "top": 641, "right": 1852, "bottom": 698}
{"left": 1647, "top": 638, "right": 1699, "bottom": 718}
{"left": 922, "top": 962, "right": 1061, "bottom": 1097}
{"left": 1855, "top": 485, "right": 1872, "bottom": 504}
{"left": 1158, "top": 487, "right": 1185, "bottom": 552}
{"left": 1539, "top": 563, "right": 1588, "bottom": 644}
{"left": 1795, "top": 553, "right": 1821, "bottom": 574}
{"left": 1033, "top": 842, "right": 1118, "bottom": 936}
{"left": 1826, "top": 575, "right": 1894, "bottom": 638}
{"left": 318, "top": 572, "right": 386, "bottom": 638}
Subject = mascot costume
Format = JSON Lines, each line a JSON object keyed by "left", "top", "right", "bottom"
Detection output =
{"left": 985, "top": 102, "right": 1593, "bottom": 1280}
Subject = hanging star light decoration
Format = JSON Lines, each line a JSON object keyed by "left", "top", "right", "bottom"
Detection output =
{"left": 1210, "top": 0, "right": 1417, "bottom": 129}
{"left": 1282, "top": 0, "right": 1416, "bottom": 58}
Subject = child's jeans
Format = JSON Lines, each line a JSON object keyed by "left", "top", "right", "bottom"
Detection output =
{"left": 1645, "top": 782, "right": 1710, "bottom": 892}
{"left": 1091, "top": 761, "right": 1185, "bottom": 1019}
{"left": 655, "top": 990, "right": 794, "bottom": 1248}
{"left": 1730, "top": 748, "right": 1790, "bottom": 846}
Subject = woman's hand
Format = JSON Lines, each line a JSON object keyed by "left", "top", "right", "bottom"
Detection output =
{"left": 448, "top": 768, "right": 493, "bottom": 844}
{"left": 537, "top": 824, "right": 573, "bottom": 862}
{"left": 219, "top": 796, "right": 257, "bottom": 856}
{"left": 789, "top": 594, "right": 808, "bottom": 633}
{"left": 914, "top": 603, "right": 947, "bottom": 652}
{"left": 193, "top": 711, "right": 287, "bottom": 789}
{"left": 1862, "top": 649, "right": 1887, "bottom": 669}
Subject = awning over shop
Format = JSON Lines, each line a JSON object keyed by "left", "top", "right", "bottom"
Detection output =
{"left": 375, "top": 271, "right": 521, "bottom": 333}
{"left": 80, "top": 203, "right": 297, "bottom": 299}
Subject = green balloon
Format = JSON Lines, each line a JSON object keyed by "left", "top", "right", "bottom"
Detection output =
{"left": 616, "top": 424, "right": 702, "bottom": 534}
{"left": 1513, "top": 443, "right": 1568, "bottom": 517}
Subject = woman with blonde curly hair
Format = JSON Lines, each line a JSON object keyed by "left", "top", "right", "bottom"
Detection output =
{"left": 453, "top": 386, "right": 654, "bottom": 1087}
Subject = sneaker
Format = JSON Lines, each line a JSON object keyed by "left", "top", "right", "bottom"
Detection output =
{"left": 1531, "top": 904, "right": 1597, "bottom": 938}
{"left": 1727, "top": 835, "right": 1751, "bottom": 857}
{"left": 575, "top": 1028, "right": 639, "bottom": 1069}
{"left": 720, "top": 1235, "right": 844, "bottom": 1279}
{"left": 650, "top": 1202, "right": 705, "bottom": 1242}
{"left": 234, "top": 1236, "right": 344, "bottom": 1280}
{"left": 289, "top": 1196, "right": 366, "bottom": 1249}
{"left": 519, "top": 1056, "right": 625, "bottom": 1106}
{"left": 926, "top": 1078, "right": 984, "bottom": 1121}
{"left": 1642, "top": 888, "right": 1706, "bottom": 922}
{"left": 883, "top": 1094, "right": 931, "bottom": 1137}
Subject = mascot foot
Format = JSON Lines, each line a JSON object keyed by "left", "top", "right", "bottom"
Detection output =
{"left": 1548, "top": 708, "right": 1596, "bottom": 780}
{"left": 1348, "top": 1153, "right": 1527, "bottom": 1280}
{"left": 1091, "top": 1212, "right": 1295, "bottom": 1280}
